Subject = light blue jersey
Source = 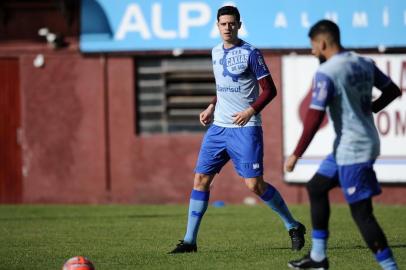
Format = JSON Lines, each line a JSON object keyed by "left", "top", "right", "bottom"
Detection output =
{"left": 211, "top": 40, "right": 270, "bottom": 127}
{"left": 310, "top": 51, "right": 391, "bottom": 165}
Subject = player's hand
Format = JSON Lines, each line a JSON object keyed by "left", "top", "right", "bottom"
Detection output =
{"left": 285, "top": 154, "right": 299, "bottom": 172}
{"left": 199, "top": 104, "right": 215, "bottom": 126}
{"left": 232, "top": 107, "right": 256, "bottom": 126}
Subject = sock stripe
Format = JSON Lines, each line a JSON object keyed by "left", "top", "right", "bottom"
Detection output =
{"left": 190, "top": 189, "right": 210, "bottom": 201}
{"left": 375, "top": 247, "right": 392, "bottom": 262}
{"left": 260, "top": 184, "right": 276, "bottom": 201}
{"left": 312, "top": 229, "right": 329, "bottom": 239}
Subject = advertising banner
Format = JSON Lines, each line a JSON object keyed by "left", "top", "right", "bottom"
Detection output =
{"left": 80, "top": 0, "right": 406, "bottom": 52}
{"left": 282, "top": 54, "right": 406, "bottom": 183}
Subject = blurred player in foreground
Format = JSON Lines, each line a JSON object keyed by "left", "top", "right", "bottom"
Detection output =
{"left": 169, "top": 5, "right": 305, "bottom": 254}
{"left": 285, "top": 20, "right": 401, "bottom": 270}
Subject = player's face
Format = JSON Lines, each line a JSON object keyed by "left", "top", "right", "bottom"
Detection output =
{"left": 311, "top": 37, "right": 327, "bottom": 64}
{"left": 217, "top": 15, "right": 241, "bottom": 44}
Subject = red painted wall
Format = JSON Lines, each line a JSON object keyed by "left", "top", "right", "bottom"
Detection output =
{"left": 1, "top": 1, "right": 404, "bottom": 205}
{"left": 18, "top": 51, "right": 108, "bottom": 203}
{"left": 1, "top": 44, "right": 405, "bottom": 204}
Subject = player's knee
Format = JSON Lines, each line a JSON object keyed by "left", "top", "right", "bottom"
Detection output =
{"left": 193, "top": 173, "right": 213, "bottom": 191}
{"left": 246, "top": 182, "right": 261, "bottom": 195}
{"left": 306, "top": 173, "right": 332, "bottom": 198}
{"left": 245, "top": 177, "right": 267, "bottom": 195}
{"left": 350, "top": 199, "right": 373, "bottom": 224}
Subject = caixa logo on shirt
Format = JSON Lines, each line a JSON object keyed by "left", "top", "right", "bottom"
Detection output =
{"left": 220, "top": 50, "right": 249, "bottom": 82}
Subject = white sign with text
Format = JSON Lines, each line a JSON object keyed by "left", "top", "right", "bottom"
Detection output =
{"left": 282, "top": 54, "right": 406, "bottom": 183}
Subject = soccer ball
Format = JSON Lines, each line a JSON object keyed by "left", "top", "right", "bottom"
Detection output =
{"left": 62, "top": 256, "right": 95, "bottom": 270}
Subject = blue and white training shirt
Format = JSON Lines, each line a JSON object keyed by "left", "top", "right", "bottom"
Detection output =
{"left": 211, "top": 40, "right": 270, "bottom": 127}
{"left": 310, "top": 51, "right": 392, "bottom": 165}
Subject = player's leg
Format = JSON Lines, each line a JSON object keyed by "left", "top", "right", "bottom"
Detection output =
{"left": 169, "top": 173, "right": 214, "bottom": 254}
{"left": 244, "top": 176, "right": 300, "bottom": 231}
{"left": 307, "top": 173, "right": 338, "bottom": 263}
{"left": 288, "top": 154, "right": 338, "bottom": 269}
{"left": 244, "top": 175, "right": 306, "bottom": 251}
{"left": 349, "top": 198, "right": 397, "bottom": 270}
{"left": 342, "top": 161, "right": 398, "bottom": 270}
{"left": 183, "top": 173, "right": 214, "bottom": 246}
{"left": 227, "top": 126, "right": 305, "bottom": 250}
{"left": 169, "top": 125, "right": 229, "bottom": 254}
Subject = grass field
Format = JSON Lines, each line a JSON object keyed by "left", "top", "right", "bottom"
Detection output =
{"left": 0, "top": 204, "right": 404, "bottom": 270}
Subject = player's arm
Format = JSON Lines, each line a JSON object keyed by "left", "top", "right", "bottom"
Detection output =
{"left": 285, "top": 109, "right": 325, "bottom": 172}
{"left": 285, "top": 72, "right": 334, "bottom": 172}
{"left": 200, "top": 96, "right": 216, "bottom": 126}
{"left": 371, "top": 66, "right": 402, "bottom": 113}
{"left": 233, "top": 75, "right": 277, "bottom": 126}
{"left": 249, "top": 49, "right": 277, "bottom": 114}
{"left": 251, "top": 75, "right": 277, "bottom": 113}
{"left": 232, "top": 49, "right": 275, "bottom": 126}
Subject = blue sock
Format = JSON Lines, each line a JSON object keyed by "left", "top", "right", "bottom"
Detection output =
{"left": 375, "top": 248, "right": 398, "bottom": 270}
{"left": 260, "top": 184, "right": 297, "bottom": 230}
{"left": 310, "top": 230, "right": 328, "bottom": 262}
{"left": 183, "top": 189, "right": 210, "bottom": 244}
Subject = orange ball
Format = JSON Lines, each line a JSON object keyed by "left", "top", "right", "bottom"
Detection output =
{"left": 62, "top": 256, "right": 95, "bottom": 270}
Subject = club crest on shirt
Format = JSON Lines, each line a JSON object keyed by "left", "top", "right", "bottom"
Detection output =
{"left": 220, "top": 49, "right": 249, "bottom": 82}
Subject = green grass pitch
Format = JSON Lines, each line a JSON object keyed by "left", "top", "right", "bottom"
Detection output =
{"left": 0, "top": 204, "right": 404, "bottom": 269}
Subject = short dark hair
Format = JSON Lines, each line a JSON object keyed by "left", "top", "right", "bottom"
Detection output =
{"left": 217, "top": 6, "right": 240, "bottom": 22}
{"left": 308, "top": 19, "right": 341, "bottom": 45}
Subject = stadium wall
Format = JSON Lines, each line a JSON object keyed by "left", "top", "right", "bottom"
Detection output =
{"left": 1, "top": 44, "right": 405, "bottom": 205}
{"left": 0, "top": 1, "right": 405, "bottom": 205}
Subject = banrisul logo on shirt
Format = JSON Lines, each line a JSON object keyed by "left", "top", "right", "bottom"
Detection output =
{"left": 220, "top": 48, "right": 249, "bottom": 82}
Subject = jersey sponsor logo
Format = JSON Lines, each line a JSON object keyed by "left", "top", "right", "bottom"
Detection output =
{"left": 216, "top": 85, "right": 241, "bottom": 93}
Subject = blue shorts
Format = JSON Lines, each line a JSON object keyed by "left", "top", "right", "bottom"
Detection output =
{"left": 317, "top": 154, "right": 382, "bottom": 204}
{"left": 195, "top": 125, "right": 263, "bottom": 178}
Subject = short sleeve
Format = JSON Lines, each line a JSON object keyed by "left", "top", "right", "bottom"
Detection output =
{"left": 248, "top": 49, "right": 270, "bottom": 80}
{"left": 310, "top": 72, "right": 335, "bottom": 111}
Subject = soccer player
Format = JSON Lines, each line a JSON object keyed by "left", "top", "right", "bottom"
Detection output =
{"left": 285, "top": 20, "right": 401, "bottom": 270}
{"left": 169, "top": 5, "right": 305, "bottom": 254}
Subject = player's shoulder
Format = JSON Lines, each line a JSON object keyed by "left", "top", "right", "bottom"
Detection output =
{"left": 317, "top": 61, "right": 335, "bottom": 78}
{"left": 239, "top": 40, "right": 255, "bottom": 50}
{"left": 212, "top": 43, "right": 224, "bottom": 55}
{"left": 239, "top": 40, "right": 265, "bottom": 62}
{"left": 334, "top": 51, "right": 375, "bottom": 66}
{"left": 346, "top": 50, "right": 369, "bottom": 59}
{"left": 318, "top": 51, "right": 352, "bottom": 75}
{"left": 239, "top": 40, "right": 260, "bottom": 54}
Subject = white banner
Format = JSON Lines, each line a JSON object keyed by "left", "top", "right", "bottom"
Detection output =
{"left": 282, "top": 54, "right": 406, "bottom": 183}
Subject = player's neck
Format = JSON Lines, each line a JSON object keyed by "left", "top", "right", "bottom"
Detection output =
{"left": 223, "top": 38, "right": 240, "bottom": 49}
{"left": 326, "top": 46, "right": 344, "bottom": 60}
